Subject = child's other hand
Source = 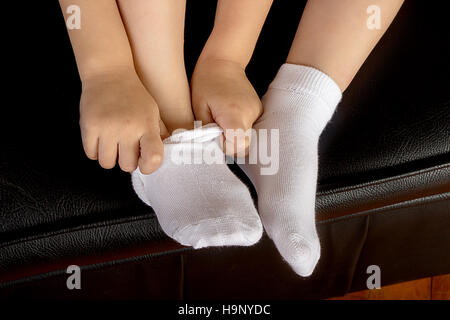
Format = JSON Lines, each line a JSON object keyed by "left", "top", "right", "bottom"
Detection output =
{"left": 80, "top": 68, "right": 166, "bottom": 174}
{"left": 191, "top": 59, "right": 263, "bottom": 156}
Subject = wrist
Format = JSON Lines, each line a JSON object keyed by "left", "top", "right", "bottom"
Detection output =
{"left": 195, "top": 54, "right": 247, "bottom": 73}
{"left": 198, "top": 34, "right": 250, "bottom": 70}
{"left": 80, "top": 64, "right": 138, "bottom": 87}
{"left": 79, "top": 59, "right": 136, "bottom": 83}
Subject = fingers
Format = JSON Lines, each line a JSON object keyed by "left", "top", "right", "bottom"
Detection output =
{"left": 215, "top": 100, "right": 259, "bottom": 157}
{"left": 138, "top": 132, "right": 164, "bottom": 175}
{"left": 87, "top": 133, "right": 164, "bottom": 174}
{"left": 192, "top": 99, "right": 215, "bottom": 126}
{"left": 118, "top": 140, "right": 140, "bottom": 173}
{"left": 81, "top": 129, "right": 99, "bottom": 160}
{"left": 159, "top": 119, "right": 170, "bottom": 140}
{"left": 84, "top": 133, "right": 163, "bottom": 174}
{"left": 81, "top": 120, "right": 165, "bottom": 173}
{"left": 220, "top": 113, "right": 253, "bottom": 157}
{"left": 98, "top": 136, "right": 118, "bottom": 169}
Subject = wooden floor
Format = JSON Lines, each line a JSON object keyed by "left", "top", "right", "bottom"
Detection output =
{"left": 330, "top": 274, "right": 450, "bottom": 300}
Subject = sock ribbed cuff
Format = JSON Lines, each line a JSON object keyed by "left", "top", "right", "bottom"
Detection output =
{"left": 269, "top": 64, "right": 342, "bottom": 113}
{"left": 165, "top": 123, "right": 223, "bottom": 145}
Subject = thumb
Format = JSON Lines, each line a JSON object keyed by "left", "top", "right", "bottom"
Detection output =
{"left": 192, "top": 99, "right": 215, "bottom": 127}
{"left": 218, "top": 114, "right": 252, "bottom": 157}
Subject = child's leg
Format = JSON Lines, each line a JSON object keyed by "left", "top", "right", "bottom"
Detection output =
{"left": 119, "top": 0, "right": 262, "bottom": 248}
{"left": 287, "top": 0, "right": 405, "bottom": 92}
{"left": 117, "top": 0, "right": 194, "bottom": 133}
{"left": 242, "top": 0, "right": 404, "bottom": 276}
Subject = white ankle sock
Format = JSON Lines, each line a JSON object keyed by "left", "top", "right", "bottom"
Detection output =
{"left": 132, "top": 123, "right": 263, "bottom": 249}
{"left": 240, "top": 64, "right": 342, "bottom": 276}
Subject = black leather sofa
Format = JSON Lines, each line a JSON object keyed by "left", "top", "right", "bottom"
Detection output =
{"left": 1, "top": 0, "right": 449, "bottom": 299}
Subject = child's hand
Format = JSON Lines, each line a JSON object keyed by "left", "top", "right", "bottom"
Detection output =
{"left": 191, "top": 59, "right": 263, "bottom": 156}
{"left": 80, "top": 69, "right": 166, "bottom": 174}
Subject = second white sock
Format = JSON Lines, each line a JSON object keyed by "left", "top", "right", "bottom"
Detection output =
{"left": 240, "top": 64, "right": 342, "bottom": 276}
{"left": 132, "top": 124, "right": 263, "bottom": 249}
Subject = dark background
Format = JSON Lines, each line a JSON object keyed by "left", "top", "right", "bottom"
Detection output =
{"left": 3, "top": 0, "right": 449, "bottom": 177}
{"left": 0, "top": 0, "right": 449, "bottom": 299}
{"left": 1, "top": 0, "right": 449, "bottom": 250}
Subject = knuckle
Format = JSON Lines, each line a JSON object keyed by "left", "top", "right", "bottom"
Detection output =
{"left": 80, "top": 114, "right": 101, "bottom": 130}
{"left": 251, "top": 100, "right": 263, "bottom": 112}
{"left": 225, "top": 102, "right": 243, "bottom": 113}
{"left": 251, "top": 101, "right": 263, "bottom": 118}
